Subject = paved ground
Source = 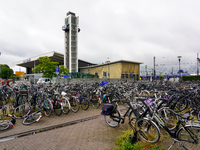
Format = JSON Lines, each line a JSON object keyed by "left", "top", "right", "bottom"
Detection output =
{"left": 0, "top": 104, "right": 199, "bottom": 150}
{"left": 0, "top": 105, "right": 129, "bottom": 150}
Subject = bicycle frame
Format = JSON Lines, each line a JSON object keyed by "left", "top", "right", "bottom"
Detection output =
{"left": 112, "top": 100, "right": 141, "bottom": 124}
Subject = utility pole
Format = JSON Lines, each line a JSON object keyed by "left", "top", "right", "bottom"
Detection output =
{"left": 153, "top": 57, "right": 156, "bottom": 80}
{"left": 197, "top": 53, "right": 199, "bottom": 75}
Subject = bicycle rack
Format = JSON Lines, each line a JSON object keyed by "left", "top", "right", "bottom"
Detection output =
{"left": 2, "top": 106, "right": 7, "bottom": 115}
{"left": 128, "top": 120, "right": 139, "bottom": 144}
{"left": 9, "top": 105, "right": 14, "bottom": 113}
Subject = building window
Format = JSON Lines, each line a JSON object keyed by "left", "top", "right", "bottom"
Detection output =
{"left": 95, "top": 72, "right": 98, "bottom": 76}
{"left": 130, "top": 73, "right": 133, "bottom": 78}
{"left": 121, "top": 74, "right": 124, "bottom": 78}
{"left": 126, "top": 74, "right": 128, "bottom": 78}
{"left": 103, "top": 71, "right": 107, "bottom": 77}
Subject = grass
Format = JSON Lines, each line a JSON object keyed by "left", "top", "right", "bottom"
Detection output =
{"left": 37, "top": 128, "right": 43, "bottom": 131}
{"left": 112, "top": 107, "right": 200, "bottom": 150}
{"left": 112, "top": 125, "right": 169, "bottom": 150}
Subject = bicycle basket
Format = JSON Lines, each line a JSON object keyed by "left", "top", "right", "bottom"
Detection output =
{"left": 101, "top": 104, "right": 116, "bottom": 116}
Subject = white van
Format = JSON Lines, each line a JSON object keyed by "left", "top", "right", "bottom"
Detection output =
{"left": 37, "top": 78, "right": 52, "bottom": 85}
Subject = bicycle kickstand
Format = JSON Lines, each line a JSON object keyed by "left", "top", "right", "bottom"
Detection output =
{"left": 168, "top": 141, "right": 176, "bottom": 150}
{"left": 168, "top": 138, "right": 191, "bottom": 150}
{"left": 178, "top": 142, "right": 191, "bottom": 150}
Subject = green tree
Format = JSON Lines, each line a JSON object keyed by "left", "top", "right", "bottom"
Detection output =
{"left": 58, "top": 65, "right": 69, "bottom": 77}
{"left": 32, "top": 56, "right": 59, "bottom": 79}
{"left": 0, "top": 64, "right": 13, "bottom": 79}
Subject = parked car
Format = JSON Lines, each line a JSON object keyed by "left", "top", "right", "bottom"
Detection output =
{"left": 37, "top": 78, "right": 52, "bottom": 85}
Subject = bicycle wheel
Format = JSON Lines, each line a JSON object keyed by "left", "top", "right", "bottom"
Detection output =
{"left": 135, "top": 118, "right": 160, "bottom": 143}
{"left": 0, "top": 120, "right": 10, "bottom": 131}
{"left": 128, "top": 110, "right": 137, "bottom": 127}
{"left": 2, "top": 95, "right": 8, "bottom": 105}
{"left": 54, "top": 102, "right": 62, "bottom": 116}
{"left": 173, "top": 98, "right": 188, "bottom": 112}
{"left": 22, "top": 112, "right": 41, "bottom": 125}
{"left": 81, "top": 97, "right": 89, "bottom": 110}
{"left": 119, "top": 95, "right": 129, "bottom": 108}
{"left": 198, "top": 111, "right": 200, "bottom": 121}
{"left": 158, "top": 107, "right": 179, "bottom": 130}
{"left": 177, "top": 126, "right": 200, "bottom": 149}
{"left": 18, "top": 96, "right": 26, "bottom": 106}
{"left": 13, "top": 104, "right": 31, "bottom": 119}
{"left": 91, "top": 96, "right": 101, "bottom": 109}
{"left": 43, "top": 99, "right": 52, "bottom": 117}
{"left": 70, "top": 97, "right": 80, "bottom": 113}
{"left": 140, "top": 90, "right": 150, "bottom": 98}
{"left": 62, "top": 99, "right": 70, "bottom": 114}
{"left": 104, "top": 109, "right": 121, "bottom": 127}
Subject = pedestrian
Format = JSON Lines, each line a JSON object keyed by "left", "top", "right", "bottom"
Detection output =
{"left": 6, "top": 79, "right": 10, "bottom": 86}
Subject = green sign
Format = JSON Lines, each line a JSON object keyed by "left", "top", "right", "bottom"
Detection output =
{"left": 65, "top": 18, "right": 69, "bottom": 25}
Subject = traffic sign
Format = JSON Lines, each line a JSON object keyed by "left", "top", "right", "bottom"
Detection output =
{"left": 56, "top": 68, "right": 59, "bottom": 74}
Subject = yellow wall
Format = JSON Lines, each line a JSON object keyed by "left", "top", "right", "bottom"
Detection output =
{"left": 82, "top": 62, "right": 140, "bottom": 79}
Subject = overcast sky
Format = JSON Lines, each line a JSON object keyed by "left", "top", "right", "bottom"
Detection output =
{"left": 1, "top": 0, "right": 200, "bottom": 75}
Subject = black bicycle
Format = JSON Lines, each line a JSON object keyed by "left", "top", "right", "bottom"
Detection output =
{"left": 132, "top": 100, "right": 200, "bottom": 150}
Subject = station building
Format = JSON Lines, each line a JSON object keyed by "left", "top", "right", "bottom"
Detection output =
{"left": 12, "top": 51, "right": 142, "bottom": 80}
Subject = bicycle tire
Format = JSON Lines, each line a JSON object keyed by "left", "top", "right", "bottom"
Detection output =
{"left": 62, "top": 99, "right": 70, "bottom": 114}
{"left": 13, "top": 104, "right": 31, "bottom": 119}
{"left": 104, "top": 109, "right": 121, "bottom": 127}
{"left": 22, "top": 112, "right": 41, "bottom": 125}
{"left": 157, "top": 107, "right": 179, "bottom": 130}
{"left": 43, "top": 99, "right": 52, "bottom": 117}
{"left": 119, "top": 95, "right": 129, "bottom": 108}
{"left": 70, "top": 97, "right": 80, "bottom": 113}
{"left": 81, "top": 97, "right": 89, "bottom": 110}
{"left": 18, "top": 96, "right": 26, "bottom": 106}
{"left": 2, "top": 96, "right": 8, "bottom": 105}
{"left": 54, "top": 102, "right": 62, "bottom": 116}
{"left": 173, "top": 98, "right": 188, "bottom": 112}
{"left": 140, "top": 90, "right": 150, "bottom": 98}
{"left": 91, "top": 96, "right": 101, "bottom": 109}
{"left": 128, "top": 110, "right": 137, "bottom": 127}
{"left": 198, "top": 111, "right": 200, "bottom": 121}
{"left": 0, "top": 120, "right": 10, "bottom": 131}
{"left": 177, "top": 126, "right": 200, "bottom": 149}
{"left": 135, "top": 118, "right": 160, "bottom": 143}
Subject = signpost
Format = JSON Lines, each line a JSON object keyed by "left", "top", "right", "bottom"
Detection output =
{"left": 56, "top": 68, "right": 59, "bottom": 84}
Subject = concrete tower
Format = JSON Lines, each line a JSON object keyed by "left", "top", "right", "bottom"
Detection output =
{"left": 62, "top": 11, "right": 80, "bottom": 72}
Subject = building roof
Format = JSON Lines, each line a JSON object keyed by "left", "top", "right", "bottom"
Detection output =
{"left": 79, "top": 60, "right": 143, "bottom": 69}
{"left": 11, "top": 51, "right": 96, "bottom": 69}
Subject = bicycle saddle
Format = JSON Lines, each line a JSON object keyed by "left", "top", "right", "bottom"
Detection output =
{"left": 112, "top": 99, "right": 120, "bottom": 103}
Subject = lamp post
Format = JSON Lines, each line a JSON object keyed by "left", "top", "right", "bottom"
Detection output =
{"left": 106, "top": 57, "right": 110, "bottom": 81}
{"left": 177, "top": 56, "right": 182, "bottom": 82}
{"left": 145, "top": 65, "right": 147, "bottom": 80}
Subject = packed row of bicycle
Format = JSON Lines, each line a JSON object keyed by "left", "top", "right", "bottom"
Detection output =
{"left": 0, "top": 80, "right": 200, "bottom": 149}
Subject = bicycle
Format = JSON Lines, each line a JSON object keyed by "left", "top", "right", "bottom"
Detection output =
{"left": 102, "top": 98, "right": 140, "bottom": 128}
{"left": 60, "top": 91, "right": 71, "bottom": 114}
{"left": 0, "top": 114, "right": 16, "bottom": 131}
{"left": 13, "top": 103, "right": 44, "bottom": 125}
{"left": 133, "top": 101, "right": 200, "bottom": 149}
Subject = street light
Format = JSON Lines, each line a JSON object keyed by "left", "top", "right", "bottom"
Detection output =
{"left": 106, "top": 57, "right": 110, "bottom": 81}
{"left": 177, "top": 56, "right": 182, "bottom": 82}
